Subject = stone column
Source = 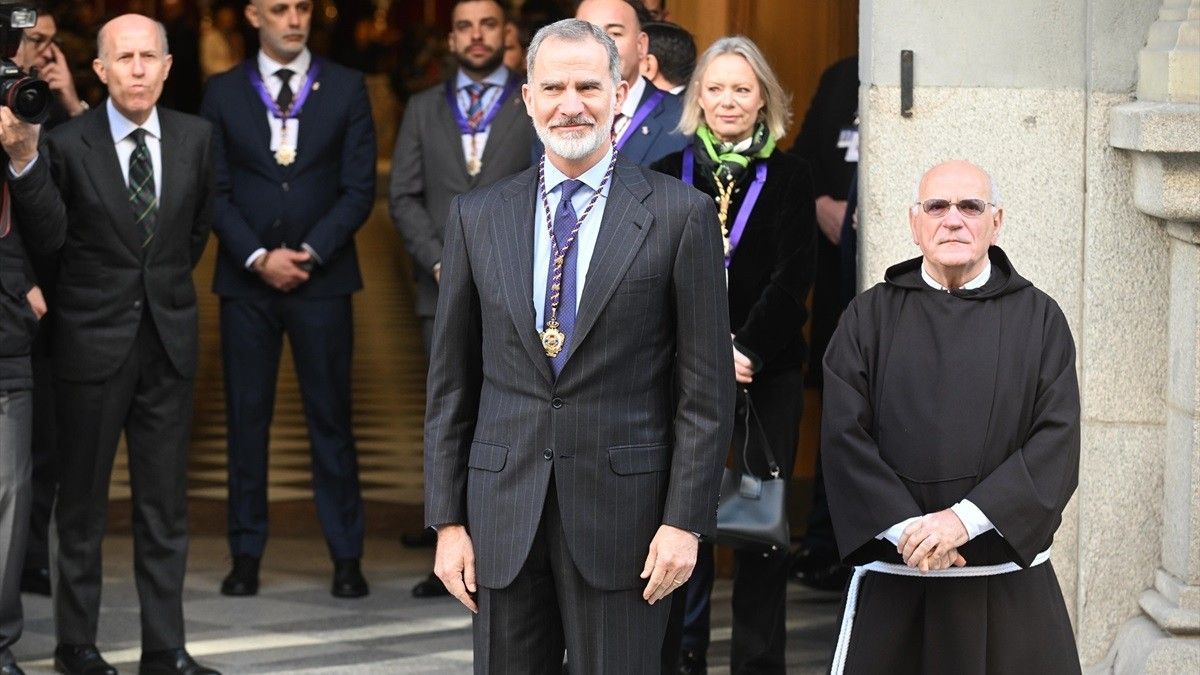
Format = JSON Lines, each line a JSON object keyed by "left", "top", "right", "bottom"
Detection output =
{"left": 1105, "top": 0, "right": 1200, "bottom": 671}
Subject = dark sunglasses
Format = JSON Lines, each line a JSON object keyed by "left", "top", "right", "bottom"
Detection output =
{"left": 916, "top": 198, "right": 994, "bottom": 218}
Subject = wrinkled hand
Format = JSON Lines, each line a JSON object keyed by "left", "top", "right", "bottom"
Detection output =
{"left": 732, "top": 340, "right": 754, "bottom": 384}
{"left": 434, "top": 525, "right": 478, "bottom": 613}
{"left": 258, "top": 248, "right": 311, "bottom": 292}
{"left": 815, "top": 196, "right": 848, "bottom": 245}
{"left": 26, "top": 285, "right": 46, "bottom": 320}
{"left": 40, "top": 44, "right": 85, "bottom": 117}
{"left": 640, "top": 525, "right": 698, "bottom": 605}
{"left": 0, "top": 107, "right": 40, "bottom": 174}
{"left": 898, "top": 509, "right": 969, "bottom": 570}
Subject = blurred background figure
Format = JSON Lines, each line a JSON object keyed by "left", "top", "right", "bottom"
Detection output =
{"left": 643, "top": 0, "right": 668, "bottom": 21}
{"left": 160, "top": 0, "right": 203, "bottom": 113}
{"left": 653, "top": 35, "right": 816, "bottom": 675}
{"left": 200, "top": 2, "right": 244, "bottom": 79}
{"left": 641, "top": 20, "right": 694, "bottom": 94}
{"left": 787, "top": 55, "right": 859, "bottom": 593}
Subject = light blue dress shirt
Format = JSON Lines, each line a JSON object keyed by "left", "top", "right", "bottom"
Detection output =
{"left": 532, "top": 145, "right": 614, "bottom": 330}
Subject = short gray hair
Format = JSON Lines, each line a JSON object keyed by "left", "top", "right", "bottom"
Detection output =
{"left": 97, "top": 18, "right": 170, "bottom": 61}
{"left": 678, "top": 35, "right": 792, "bottom": 140}
{"left": 526, "top": 19, "right": 621, "bottom": 85}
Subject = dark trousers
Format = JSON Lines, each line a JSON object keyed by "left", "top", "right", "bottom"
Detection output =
{"left": 54, "top": 315, "right": 191, "bottom": 650}
{"left": 221, "top": 295, "right": 363, "bottom": 561}
{"left": 664, "top": 368, "right": 803, "bottom": 674}
{"left": 474, "top": 478, "right": 671, "bottom": 674}
{"left": 0, "top": 389, "right": 32, "bottom": 665}
{"left": 23, "top": 349, "right": 56, "bottom": 572}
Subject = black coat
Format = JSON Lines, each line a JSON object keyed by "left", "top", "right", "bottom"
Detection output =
{"left": 0, "top": 152, "right": 67, "bottom": 389}
{"left": 45, "top": 106, "right": 213, "bottom": 383}
{"left": 651, "top": 148, "right": 817, "bottom": 374}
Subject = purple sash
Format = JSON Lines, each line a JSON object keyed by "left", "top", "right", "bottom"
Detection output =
{"left": 245, "top": 59, "right": 322, "bottom": 120}
{"left": 444, "top": 73, "right": 522, "bottom": 135}
{"left": 615, "top": 89, "right": 666, "bottom": 149}
{"left": 682, "top": 145, "right": 768, "bottom": 269}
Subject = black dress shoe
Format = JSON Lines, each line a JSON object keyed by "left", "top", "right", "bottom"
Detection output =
{"left": 219, "top": 556, "right": 259, "bottom": 596}
{"left": 19, "top": 565, "right": 51, "bottom": 596}
{"left": 411, "top": 571, "right": 449, "bottom": 598}
{"left": 53, "top": 644, "right": 116, "bottom": 675}
{"left": 331, "top": 558, "right": 368, "bottom": 598}
{"left": 139, "top": 648, "right": 220, "bottom": 675}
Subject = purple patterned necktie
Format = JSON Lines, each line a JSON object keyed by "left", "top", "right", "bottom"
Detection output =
{"left": 464, "top": 82, "right": 490, "bottom": 130}
{"left": 544, "top": 179, "right": 586, "bottom": 376}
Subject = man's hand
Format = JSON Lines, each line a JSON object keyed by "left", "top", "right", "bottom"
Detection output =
{"left": 434, "top": 525, "right": 478, "bottom": 613}
{"left": 815, "top": 195, "right": 848, "bottom": 246}
{"left": 40, "top": 44, "right": 86, "bottom": 117}
{"left": 732, "top": 341, "right": 754, "bottom": 384}
{"left": 640, "top": 524, "right": 698, "bottom": 605}
{"left": 26, "top": 285, "right": 47, "bottom": 320}
{"left": 898, "top": 509, "right": 969, "bottom": 569}
{"left": 257, "top": 248, "right": 311, "bottom": 292}
{"left": 0, "top": 107, "right": 40, "bottom": 175}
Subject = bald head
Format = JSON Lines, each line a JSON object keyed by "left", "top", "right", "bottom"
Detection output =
{"left": 915, "top": 160, "right": 1000, "bottom": 208}
{"left": 97, "top": 13, "right": 169, "bottom": 61}
{"left": 908, "top": 159, "right": 1004, "bottom": 289}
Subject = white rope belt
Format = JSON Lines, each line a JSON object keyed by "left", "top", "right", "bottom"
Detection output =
{"left": 829, "top": 548, "right": 1051, "bottom": 675}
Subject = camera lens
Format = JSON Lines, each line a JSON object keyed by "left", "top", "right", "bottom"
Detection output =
{"left": 1, "top": 75, "right": 50, "bottom": 124}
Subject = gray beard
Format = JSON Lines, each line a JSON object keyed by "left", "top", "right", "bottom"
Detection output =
{"left": 535, "top": 115, "right": 612, "bottom": 161}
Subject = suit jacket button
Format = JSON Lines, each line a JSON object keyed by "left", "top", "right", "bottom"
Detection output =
{"left": 281, "top": 182, "right": 290, "bottom": 192}
{"left": 132, "top": 300, "right": 142, "bottom": 310}
{"left": 551, "top": 397, "right": 563, "bottom": 409}
{"left": 543, "top": 448, "right": 553, "bottom": 461}
{"left": 272, "top": 219, "right": 282, "bottom": 229}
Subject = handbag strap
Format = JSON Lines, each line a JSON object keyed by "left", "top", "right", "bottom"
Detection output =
{"left": 740, "top": 387, "right": 781, "bottom": 479}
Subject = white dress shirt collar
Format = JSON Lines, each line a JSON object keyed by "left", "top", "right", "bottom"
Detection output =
{"left": 542, "top": 144, "right": 615, "bottom": 196}
{"left": 921, "top": 261, "right": 992, "bottom": 292}
{"left": 621, "top": 76, "right": 648, "bottom": 119}
{"left": 257, "top": 48, "right": 312, "bottom": 80}
{"left": 106, "top": 98, "right": 161, "bottom": 144}
{"left": 455, "top": 65, "right": 510, "bottom": 92}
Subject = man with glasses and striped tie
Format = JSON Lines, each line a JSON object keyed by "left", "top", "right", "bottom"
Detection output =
{"left": 822, "top": 160, "right": 1081, "bottom": 674}
{"left": 42, "top": 13, "right": 219, "bottom": 675}
{"left": 389, "top": 0, "right": 535, "bottom": 599}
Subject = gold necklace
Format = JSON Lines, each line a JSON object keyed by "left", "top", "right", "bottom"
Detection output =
{"left": 713, "top": 171, "right": 735, "bottom": 257}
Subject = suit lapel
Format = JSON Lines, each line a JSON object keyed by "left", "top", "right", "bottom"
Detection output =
{"left": 492, "top": 168, "right": 554, "bottom": 385}
{"left": 81, "top": 108, "right": 141, "bottom": 258}
{"left": 237, "top": 63, "right": 273, "bottom": 163}
{"left": 565, "top": 160, "right": 653, "bottom": 363}
{"left": 153, "top": 110, "right": 189, "bottom": 255}
{"left": 289, "top": 61, "right": 328, "bottom": 177}
{"left": 434, "top": 86, "right": 472, "bottom": 181}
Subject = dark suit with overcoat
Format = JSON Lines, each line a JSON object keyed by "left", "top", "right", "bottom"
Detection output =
{"left": 45, "top": 105, "right": 213, "bottom": 650}
{"left": 425, "top": 155, "right": 735, "bottom": 673}
{"left": 200, "top": 57, "right": 376, "bottom": 561}
{"left": 389, "top": 72, "right": 534, "bottom": 353}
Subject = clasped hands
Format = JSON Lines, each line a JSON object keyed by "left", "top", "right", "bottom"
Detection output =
{"left": 255, "top": 247, "right": 312, "bottom": 292}
{"left": 434, "top": 523, "right": 697, "bottom": 614}
{"left": 896, "top": 509, "right": 969, "bottom": 572}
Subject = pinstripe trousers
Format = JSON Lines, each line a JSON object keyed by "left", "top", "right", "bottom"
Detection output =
{"left": 473, "top": 474, "right": 672, "bottom": 674}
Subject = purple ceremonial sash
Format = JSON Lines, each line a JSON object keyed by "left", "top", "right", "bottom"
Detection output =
{"left": 245, "top": 59, "right": 322, "bottom": 120}
{"left": 444, "top": 73, "right": 521, "bottom": 135}
{"left": 682, "top": 145, "right": 769, "bottom": 269}
{"left": 615, "top": 89, "right": 666, "bottom": 149}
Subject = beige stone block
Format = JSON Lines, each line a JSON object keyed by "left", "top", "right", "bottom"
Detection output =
{"left": 1077, "top": 423, "right": 1165, "bottom": 666}
{"left": 1167, "top": 237, "right": 1200, "bottom": 414}
{"left": 860, "top": 86, "right": 1085, "bottom": 327}
{"left": 1161, "top": 409, "right": 1200, "bottom": 583}
{"left": 1083, "top": 93, "right": 1171, "bottom": 425}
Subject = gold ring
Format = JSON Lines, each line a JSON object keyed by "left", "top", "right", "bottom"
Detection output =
{"left": 673, "top": 579, "right": 684, "bottom": 584}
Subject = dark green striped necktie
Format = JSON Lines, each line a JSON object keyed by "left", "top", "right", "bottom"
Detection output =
{"left": 127, "top": 128, "right": 157, "bottom": 247}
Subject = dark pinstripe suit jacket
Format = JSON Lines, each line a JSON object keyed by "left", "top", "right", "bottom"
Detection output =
{"left": 425, "top": 155, "right": 735, "bottom": 591}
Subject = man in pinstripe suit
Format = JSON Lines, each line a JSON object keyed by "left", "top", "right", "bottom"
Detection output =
{"left": 425, "top": 18, "right": 735, "bottom": 674}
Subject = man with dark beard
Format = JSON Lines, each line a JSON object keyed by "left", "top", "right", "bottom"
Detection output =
{"left": 425, "top": 18, "right": 733, "bottom": 671}
{"left": 388, "top": 0, "right": 535, "bottom": 599}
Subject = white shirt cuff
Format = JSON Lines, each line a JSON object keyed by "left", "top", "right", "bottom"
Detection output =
{"left": 8, "top": 153, "right": 38, "bottom": 178}
{"left": 950, "top": 499, "right": 997, "bottom": 540}
{"left": 245, "top": 248, "right": 267, "bottom": 270}
{"left": 877, "top": 516, "right": 920, "bottom": 546}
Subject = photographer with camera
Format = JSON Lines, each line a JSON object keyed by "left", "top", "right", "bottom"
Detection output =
{"left": 0, "top": 7, "right": 69, "bottom": 675}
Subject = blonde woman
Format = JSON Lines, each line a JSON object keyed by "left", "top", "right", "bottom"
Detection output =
{"left": 653, "top": 35, "right": 816, "bottom": 674}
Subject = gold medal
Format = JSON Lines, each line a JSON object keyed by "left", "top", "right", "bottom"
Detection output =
{"left": 275, "top": 143, "right": 296, "bottom": 166}
{"left": 541, "top": 321, "right": 566, "bottom": 357}
{"left": 466, "top": 157, "right": 481, "bottom": 176}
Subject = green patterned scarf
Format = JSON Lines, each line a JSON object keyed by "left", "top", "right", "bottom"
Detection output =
{"left": 693, "top": 121, "right": 776, "bottom": 183}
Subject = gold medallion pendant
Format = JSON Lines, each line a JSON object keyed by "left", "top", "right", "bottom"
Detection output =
{"left": 540, "top": 323, "right": 566, "bottom": 357}
{"left": 275, "top": 143, "right": 297, "bottom": 166}
{"left": 466, "top": 157, "right": 482, "bottom": 177}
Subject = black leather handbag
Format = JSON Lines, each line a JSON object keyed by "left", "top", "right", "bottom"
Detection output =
{"left": 714, "top": 389, "right": 790, "bottom": 550}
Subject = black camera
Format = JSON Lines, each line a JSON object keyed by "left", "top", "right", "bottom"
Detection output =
{"left": 0, "top": 1, "right": 50, "bottom": 124}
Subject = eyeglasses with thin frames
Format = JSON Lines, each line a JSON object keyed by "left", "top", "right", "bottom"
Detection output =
{"left": 915, "top": 198, "right": 995, "bottom": 218}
